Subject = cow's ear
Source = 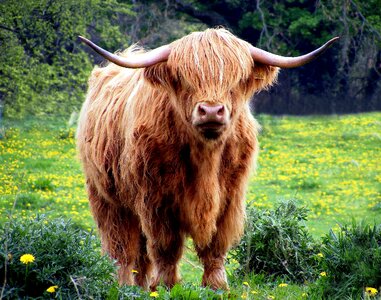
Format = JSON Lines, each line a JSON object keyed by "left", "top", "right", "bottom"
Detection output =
{"left": 252, "top": 64, "right": 279, "bottom": 91}
{"left": 144, "top": 63, "right": 177, "bottom": 91}
{"left": 239, "top": 63, "right": 279, "bottom": 96}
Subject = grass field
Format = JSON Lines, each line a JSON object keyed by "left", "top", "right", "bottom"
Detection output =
{"left": 251, "top": 113, "right": 381, "bottom": 236}
{"left": 1, "top": 112, "right": 380, "bottom": 298}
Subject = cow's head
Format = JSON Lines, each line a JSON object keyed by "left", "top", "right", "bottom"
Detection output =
{"left": 79, "top": 29, "right": 338, "bottom": 142}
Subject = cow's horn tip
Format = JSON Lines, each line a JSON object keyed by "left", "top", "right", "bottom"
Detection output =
{"left": 329, "top": 36, "right": 340, "bottom": 44}
{"left": 78, "top": 35, "right": 88, "bottom": 43}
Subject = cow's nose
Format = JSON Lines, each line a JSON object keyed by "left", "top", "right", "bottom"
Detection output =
{"left": 197, "top": 104, "right": 225, "bottom": 123}
{"left": 198, "top": 104, "right": 225, "bottom": 117}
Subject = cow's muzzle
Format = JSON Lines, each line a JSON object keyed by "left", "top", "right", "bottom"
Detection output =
{"left": 192, "top": 103, "right": 230, "bottom": 140}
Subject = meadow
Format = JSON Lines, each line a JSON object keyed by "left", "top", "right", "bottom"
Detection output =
{"left": 1, "top": 112, "right": 380, "bottom": 298}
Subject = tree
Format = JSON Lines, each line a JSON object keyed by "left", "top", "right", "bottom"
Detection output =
{"left": 0, "top": 0, "right": 133, "bottom": 118}
{"left": 174, "top": 0, "right": 381, "bottom": 114}
{"left": 1, "top": 0, "right": 380, "bottom": 116}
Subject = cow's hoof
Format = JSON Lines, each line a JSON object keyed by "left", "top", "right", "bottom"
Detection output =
{"left": 202, "top": 267, "right": 229, "bottom": 290}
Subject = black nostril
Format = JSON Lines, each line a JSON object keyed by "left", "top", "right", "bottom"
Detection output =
{"left": 198, "top": 105, "right": 207, "bottom": 116}
{"left": 217, "top": 106, "right": 224, "bottom": 116}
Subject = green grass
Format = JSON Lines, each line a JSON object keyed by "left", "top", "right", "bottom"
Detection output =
{"left": 249, "top": 113, "right": 381, "bottom": 236}
{"left": 1, "top": 113, "right": 380, "bottom": 298}
{"left": 0, "top": 118, "right": 92, "bottom": 229}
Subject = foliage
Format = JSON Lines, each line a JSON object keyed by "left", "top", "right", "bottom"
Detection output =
{"left": 0, "top": 215, "right": 117, "bottom": 298}
{"left": 0, "top": 216, "right": 234, "bottom": 299}
{"left": 1, "top": 0, "right": 380, "bottom": 117}
{"left": 175, "top": 0, "right": 381, "bottom": 114}
{"left": 311, "top": 221, "right": 381, "bottom": 299}
{"left": 0, "top": 215, "right": 226, "bottom": 299}
{"left": 227, "top": 273, "right": 310, "bottom": 300}
{"left": 127, "top": 1, "right": 207, "bottom": 48}
{"left": 231, "top": 200, "right": 321, "bottom": 283}
{"left": 0, "top": 0, "right": 133, "bottom": 118}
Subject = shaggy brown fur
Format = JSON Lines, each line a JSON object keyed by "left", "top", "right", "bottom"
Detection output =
{"left": 77, "top": 28, "right": 278, "bottom": 290}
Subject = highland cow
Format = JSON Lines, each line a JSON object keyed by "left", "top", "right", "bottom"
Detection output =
{"left": 77, "top": 28, "right": 337, "bottom": 290}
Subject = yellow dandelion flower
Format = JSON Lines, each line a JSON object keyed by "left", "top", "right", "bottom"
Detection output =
{"left": 278, "top": 283, "right": 288, "bottom": 287}
{"left": 365, "top": 287, "right": 378, "bottom": 296}
{"left": 268, "top": 296, "right": 275, "bottom": 300}
{"left": 46, "top": 285, "right": 58, "bottom": 293}
{"left": 251, "top": 290, "right": 258, "bottom": 294}
{"left": 317, "top": 253, "right": 324, "bottom": 258}
{"left": 302, "top": 292, "right": 308, "bottom": 297}
{"left": 243, "top": 281, "right": 249, "bottom": 287}
{"left": 150, "top": 291, "right": 159, "bottom": 298}
{"left": 241, "top": 292, "right": 247, "bottom": 299}
{"left": 132, "top": 269, "right": 139, "bottom": 273}
{"left": 320, "top": 271, "right": 327, "bottom": 277}
{"left": 20, "top": 254, "right": 35, "bottom": 264}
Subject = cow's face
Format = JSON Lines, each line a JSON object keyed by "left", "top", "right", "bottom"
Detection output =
{"left": 145, "top": 32, "right": 279, "bottom": 142}
{"left": 179, "top": 73, "right": 275, "bottom": 141}
{"left": 144, "top": 30, "right": 278, "bottom": 142}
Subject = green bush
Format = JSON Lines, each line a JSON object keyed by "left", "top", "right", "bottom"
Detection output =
{"left": 0, "top": 215, "right": 225, "bottom": 299}
{"left": 231, "top": 200, "right": 321, "bottom": 283}
{"left": 0, "top": 215, "right": 117, "bottom": 298}
{"left": 0, "top": 0, "right": 132, "bottom": 119}
{"left": 314, "top": 221, "right": 381, "bottom": 299}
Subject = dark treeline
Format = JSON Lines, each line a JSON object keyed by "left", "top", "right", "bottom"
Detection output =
{"left": 0, "top": 0, "right": 380, "bottom": 117}
{"left": 175, "top": 0, "right": 381, "bottom": 114}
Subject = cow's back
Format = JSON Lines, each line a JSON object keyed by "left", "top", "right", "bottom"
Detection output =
{"left": 77, "top": 61, "right": 146, "bottom": 206}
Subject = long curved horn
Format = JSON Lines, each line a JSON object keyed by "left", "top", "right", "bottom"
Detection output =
{"left": 249, "top": 37, "right": 339, "bottom": 68}
{"left": 78, "top": 36, "right": 171, "bottom": 68}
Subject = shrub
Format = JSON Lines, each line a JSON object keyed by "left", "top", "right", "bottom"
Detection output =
{"left": 314, "top": 221, "right": 381, "bottom": 299}
{"left": 230, "top": 200, "right": 321, "bottom": 283}
{"left": 0, "top": 215, "right": 117, "bottom": 298}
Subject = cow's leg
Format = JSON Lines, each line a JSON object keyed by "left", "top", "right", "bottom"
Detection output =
{"left": 134, "top": 234, "right": 153, "bottom": 289}
{"left": 195, "top": 199, "right": 245, "bottom": 290}
{"left": 195, "top": 243, "right": 228, "bottom": 290}
{"left": 146, "top": 228, "right": 184, "bottom": 290}
{"left": 140, "top": 201, "right": 184, "bottom": 290}
{"left": 88, "top": 185, "right": 142, "bottom": 286}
